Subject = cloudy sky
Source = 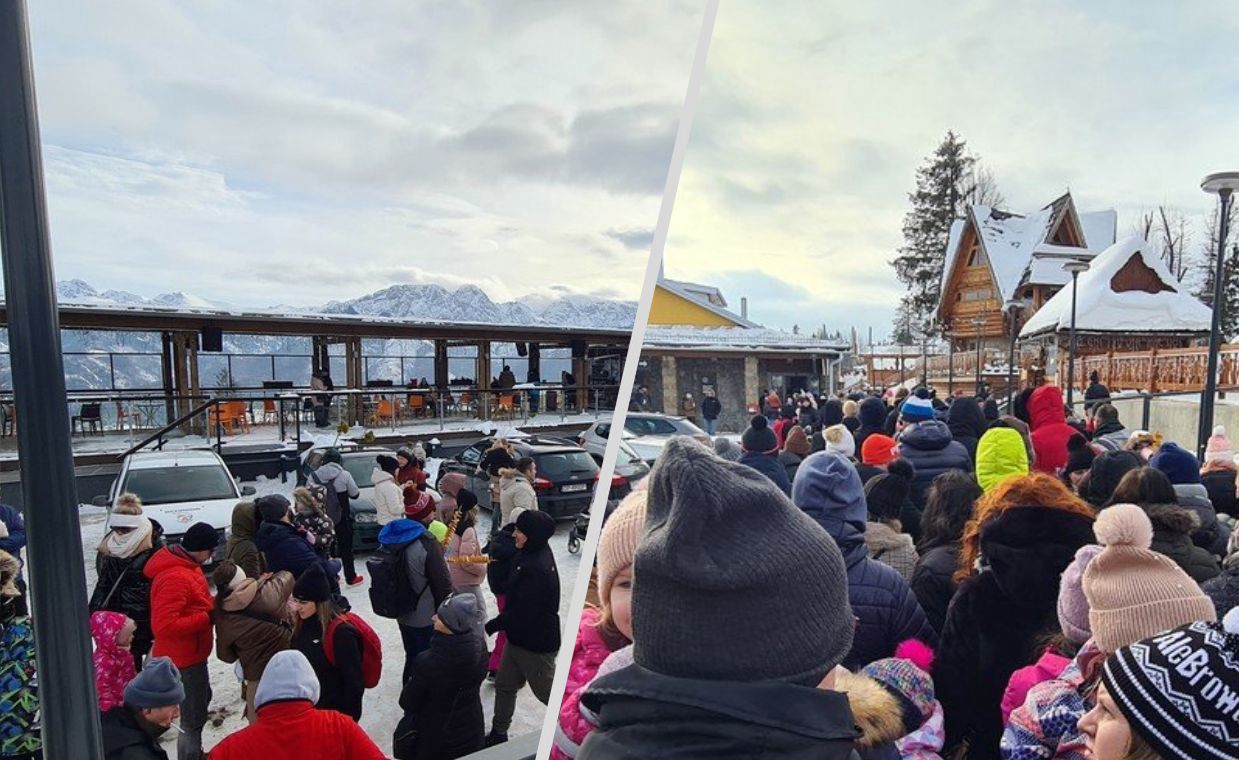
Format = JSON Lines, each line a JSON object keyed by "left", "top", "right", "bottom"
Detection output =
{"left": 26, "top": 1, "right": 701, "bottom": 308}
{"left": 663, "top": 0, "right": 1239, "bottom": 337}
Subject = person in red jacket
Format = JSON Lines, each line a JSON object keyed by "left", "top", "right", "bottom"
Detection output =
{"left": 1028, "top": 385, "right": 1078, "bottom": 476}
{"left": 208, "top": 649, "right": 385, "bottom": 760}
{"left": 144, "top": 522, "right": 218, "bottom": 760}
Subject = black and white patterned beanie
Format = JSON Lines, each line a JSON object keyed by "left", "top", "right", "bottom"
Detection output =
{"left": 1101, "top": 607, "right": 1239, "bottom": 759}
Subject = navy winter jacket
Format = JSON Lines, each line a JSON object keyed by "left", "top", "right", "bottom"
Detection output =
{"left": 255, "top": 521, "right": 336, "bottom": 586}
{"left": 791, "top": 453, "right": 936, "bottom": 668}
{"left": 738, "top": 451, "right": 792, "bottom": 495}
{"left": 0, "top": 503, "right": 26, "bottom": 560}
{"left": 898, "top": 421, "right": 973, "bottom": 510}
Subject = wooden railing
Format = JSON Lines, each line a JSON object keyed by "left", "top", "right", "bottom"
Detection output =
{"left": 1073, "top": 344, "right": 1239, "bottom": 394}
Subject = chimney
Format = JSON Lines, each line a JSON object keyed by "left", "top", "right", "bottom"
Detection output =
{"left": 740, "top": 297, "right": 748, "bottom": 320}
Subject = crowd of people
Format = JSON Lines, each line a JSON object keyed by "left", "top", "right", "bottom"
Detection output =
{"left": 555, "top": 382, "right": 1239, "bottom": 759}
{"left": 0, "top": 443, "right": 562, "bottom": 759}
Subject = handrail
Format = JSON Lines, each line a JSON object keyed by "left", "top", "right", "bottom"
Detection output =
{"left": 120, "top": 398, "right": 219, "bottom": 459}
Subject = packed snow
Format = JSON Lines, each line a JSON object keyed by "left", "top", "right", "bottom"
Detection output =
{"left": 77, "top": 474, "right": 582, "bottom": 756}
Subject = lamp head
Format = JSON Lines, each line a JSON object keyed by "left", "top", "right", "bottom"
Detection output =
{"left": 1201, "top": 171, "right": 1239, "bottom": 195}
{"left": 1062, "top": 260, "right": 1090, "bottom": 275}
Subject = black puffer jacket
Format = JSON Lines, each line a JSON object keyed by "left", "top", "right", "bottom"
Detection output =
{"left": 935, "top": 506, "right": 1094, "bottom": 760}
{"left": 738, "top": 451, "right": 792, "bottom": 495}
{"left": 485, "top": 511, "right": 560, "bottom": 653}
{"left": 1147, "top": 503, "right": 1221, "bottom": 583}
{"left": 396, "top": 631, "right": 488, "bottom": 760}
{"left": 483, "top": 524, "right": 519, "bottom": 596}
{"left": 580, "top": 663, "right": 860, "bottom": 760}
{"left": 90, "top": 528, "right": 165, "bottom": 661}
{"left": 910, "top": 542, "right": 959, "bottom": 635}
{"left": 898, "top": 421, "right": 973, "bottom": 511}
{"left": 1172, "top": 483, "right": 1232, "bottom": 557}
{"left": 1202, "top": 468, "right": 1239, "bottom": 518}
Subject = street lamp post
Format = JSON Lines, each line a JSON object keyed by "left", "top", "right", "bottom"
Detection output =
{"left": 1004, "top": 299, "right": 1023, "bottom": 411}
{"left": 1198, "top": 171, "right": 1239, "bottom": 456}
{"left": 972, "top": 315, "right": 985, "bottom": 397}
{"left": 1063, "top": 260, "right": 1091, "bottom": 409}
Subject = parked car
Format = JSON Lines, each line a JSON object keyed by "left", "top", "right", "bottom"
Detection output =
{"left": 581, "top": 413, "right": 709, "bottom": 466}
{"left": 436, "top": 435, "right": 600, "bottom": 520}
{"left": 96, "top": 449, "right": 254, "bottom": 557}
{"left": 298, "top": 445, "right": 439, "bottom": 553}
{"left": 577, "top": 428, "right": 651, "bottom": 498}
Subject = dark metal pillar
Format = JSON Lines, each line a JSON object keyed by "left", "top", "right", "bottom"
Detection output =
{"left": 1199, "top": 188, "right": 1234, "bottom": 456}
{"left": 1066, "top": 271, "right": 1081, "bottom": 408}
{"left": 0, "top": 2, "right": 105, "bottom": 756}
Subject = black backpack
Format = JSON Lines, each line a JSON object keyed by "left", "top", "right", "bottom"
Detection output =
{"left": 366, "top": 542, "right": 423, "bottom": 619}
{"left": 309, "top": 472, "right": 342, "bottom": 524}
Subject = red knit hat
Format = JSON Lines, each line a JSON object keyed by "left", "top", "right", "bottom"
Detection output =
{"left": 861, "top": 434, "right": 898, "bottom": 466}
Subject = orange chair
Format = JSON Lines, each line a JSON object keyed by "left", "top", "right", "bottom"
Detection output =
{"left": 261, "top": 399, "right": 278, "bottom": 424}
{"left": 371, "top": 399, "right": 398, "bottom": 426}
{"left": 407, "top": 394, "right": 426, "bottom": 418}
{"left": 208, "top": 404, "right": 236, "bottom": 436}
{"left": 227, "top": 401, "right": 251, "bottom": 433}
{"left": 496, "top": 393, "right": 515, "bottom": 420}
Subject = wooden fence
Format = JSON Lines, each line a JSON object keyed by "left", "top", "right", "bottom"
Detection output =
{"left": 1073, "top": 344, "right": 1239, "bottom": 394}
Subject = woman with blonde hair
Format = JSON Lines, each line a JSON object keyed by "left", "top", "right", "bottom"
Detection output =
{"left": 89, "top": 493, "right": 162, "bottom": 671}
{"left": 935, "top": 473, "right": 1095, "bottom": 759}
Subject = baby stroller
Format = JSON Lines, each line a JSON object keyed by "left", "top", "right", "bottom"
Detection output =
{"left": 567, "top": 506, "right": 590, "bottom": 554}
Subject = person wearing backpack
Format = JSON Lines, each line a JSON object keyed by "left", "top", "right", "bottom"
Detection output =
{"left": 369, "top": 517, "right": 453, "bottom": 684}
{"left": 211, "top": 560, "right": 296, "bottom": 723}
{"left": 290, "top": 564, "right": 369, "bottom": 721}
{"left": 254, "top": 495, "right": 339, "bottom": 589}
{"left": 311, "top": 448, "right": 363, "bottom": 586}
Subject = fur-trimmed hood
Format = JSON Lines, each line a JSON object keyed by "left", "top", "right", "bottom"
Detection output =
{"left": 1146, "top": 502, "right": 1200, "bottom": 535}
{"left": 836, "top": 669, "right": 906, "bottom": 749}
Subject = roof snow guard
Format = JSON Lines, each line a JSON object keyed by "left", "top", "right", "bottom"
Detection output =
{"left": 643, "top": 325, "right": 846, "bottom": 354}
{"left": 1019, "top": 236, "right": 1212, "bottom": 338}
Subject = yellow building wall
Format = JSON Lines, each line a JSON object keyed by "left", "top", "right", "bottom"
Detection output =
{"left": 648, "top": 285, "right": 741, "bottom": 327}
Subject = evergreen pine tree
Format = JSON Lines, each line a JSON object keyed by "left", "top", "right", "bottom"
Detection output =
{"left": 890, "top": 131, "right": 1002, "bottom": 341}
{"left": 1222, "top": 243, "right": 1239, "bottom": 339}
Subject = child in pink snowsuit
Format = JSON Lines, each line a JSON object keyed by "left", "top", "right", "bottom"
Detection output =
{"left": 91, "top": 610, "right": 137, "bottom": 712}
{"left": 552, "top": 488, "right": 646, "bottom": 760}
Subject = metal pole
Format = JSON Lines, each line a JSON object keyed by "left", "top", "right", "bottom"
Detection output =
{"left": 1199, "top": 188, "right": 1233, "bottom": 456}
{"left": 1067, "top": 271, "right": 1081, "bottom": 408}
{"left": 0, "top": 2, "right": 105, "bottom": 756}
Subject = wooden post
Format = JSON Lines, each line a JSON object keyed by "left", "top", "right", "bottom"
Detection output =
{"left": 574, "top": 352, "right": 590, "bottom": 412}
{"left": 344, "top": 337, "right": 362, "bottom": 425}
{"left": 1149, "top": 347, "right": 1160, "bottom": 394}
{"left": 186, "top": 332, "right": 200, "bottom": 435}
{"left": 528, "top": 342, "right": 541, "bottom": 383}
{"left": 433, "top": 339, "right": 449, "bottom": 389}
{"left": 477, "top": 341, "right": 492, "bottom": 420}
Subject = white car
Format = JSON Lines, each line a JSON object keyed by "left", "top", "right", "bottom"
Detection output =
{"left": 97, "top": 449, "right": 254, "bottom": 547}
{"left": 580, "top": 414, "right": 709, "bottom": 466}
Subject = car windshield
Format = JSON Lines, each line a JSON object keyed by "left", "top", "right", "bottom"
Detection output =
{"left": 122, "top": 465, "right": 237, "bottom": 506}
{"left": 617, "top": 439, "right": 643, "bottom": 463}
{"left": 626, "top": 417, "right": 679, "bottom": 436}
{"left": 676, "top": 419, "right": 708, "bottom": 437}
{"left": 535, "top": 451, "right": 598, "bottom": 480}
{"left": 342, "top": 456, "right": 380, "bottom": 488}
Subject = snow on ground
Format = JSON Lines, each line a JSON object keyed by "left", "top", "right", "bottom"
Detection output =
{"left": 78, "top": 476, "right": 581, "bottom": 755}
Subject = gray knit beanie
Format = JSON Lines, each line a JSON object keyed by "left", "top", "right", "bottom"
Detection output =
{"left": 124, "top": 656, "right": 185, "bottom": 709}
{"left": 634, "top": 437, "right": 854, "bottom": 686}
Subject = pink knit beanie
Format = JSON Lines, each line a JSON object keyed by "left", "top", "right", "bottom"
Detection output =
{"left": 597, "top": 489, "right": 647, "bottom": 608}
{"left": 1057, "top": 543, "right": 1104, "bottom": 645}
{"left": 1205, "top": 425, "right": 1234, "bottom": 465}
{"left": 1083, "top": 504, "right": 1217, "bottom": 654}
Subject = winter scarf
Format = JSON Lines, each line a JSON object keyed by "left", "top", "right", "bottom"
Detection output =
{"left": 101, "top": 518, "right": 154, "bottom": 560}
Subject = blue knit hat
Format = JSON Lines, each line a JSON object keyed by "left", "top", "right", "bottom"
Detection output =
{"left": 899, "top": 396, "right": 935, "bottom": 423}
{"left": 1150, "top": 442, "right": 1201, "bottom": 485}
{"left": 124, "top": 656, "right": 185, "bottom": 709}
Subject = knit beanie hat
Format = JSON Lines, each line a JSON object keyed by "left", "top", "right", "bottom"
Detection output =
{"left": 713, "top": 436, "right": 742, "bottom": 462}
{"left": 824, "top": 424, "right": 855, "bottom": 459}
{"left": 634, "top": 437, "right": 853, "bottom": 686}
{"left": 1150, "top": 442, "right": 1202, "bottom": 485}
{"left": 1063, "top": 434, "right": 1096, "bottom": 477}
{"left": 113, "top": 493, "right": 143, "bottom": 516}
{"left": 292, "top": 563, "right": 331, "bottom": 603}
{"left": 861, "top": 434, "right": 898, "bottom": 466}
{"left": 181, "top": 522, "right": 220, "bottom": 553}
{"left": 1057, "top": 544, "right": 1103, "bottom": 645}
{"left": 256, "top": 494, "right": 292, "bottom": 523}
{"left": 843, "top": 399, "right": 859, "bottom": 418}
{"left": 376, "top": 454, "right": 399, "bottom": 475}
{"left": 124, "top": 656, "right": 185, "bottom": 709}
{"left": 1205, "top": 425, "right": 1235, "bottom": 465}
{"left": 741, "top": 414, "right": 778, "bottom": 454}
{"left": 435, "top": 593, "right": 479, "bottom": 635}
{"left": 1102, "top": 610, "right": 1239, "bottom": 760}
{"left": 900, "top": 396, "right": 935, "bottom": 423}
{"left": 1084, "top": 450, "right": 1143, "bottom": 506}
{"left": 1083, "top": 504, "right": 1217, "bottom": 653}
{"left": 597, "top": 490, "right": 647, "bottom": 608}
{"left": 860, "top": 656, "right": 936, "bottom": 734}
{"left": 864, "top": 471, "right": 910, "bottom": 523}
{"left": 783, "top": 425, "right": 811, "bottom": 457}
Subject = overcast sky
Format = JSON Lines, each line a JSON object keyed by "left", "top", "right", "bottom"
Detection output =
{"left": 663, "top": 0, "right": 1239, "bottom": 338}
{"left": 27, "top": 1, "right": 701, "bottom": 308}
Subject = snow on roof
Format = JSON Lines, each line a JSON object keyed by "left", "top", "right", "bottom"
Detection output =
{"left": 643, "top": 325, "right": 845, "bottom": 353}
{"left": 661, "top": 278, "right": 727, "bottom": 307}
{"left": 1019, "top": 236, "right": 1212, "bottom": 337}
{"left": 1079, "top": 209, "right": 1118, "bottom": 250}
{"left": 655, "top": 279, "right": 759, "bottom": 328}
